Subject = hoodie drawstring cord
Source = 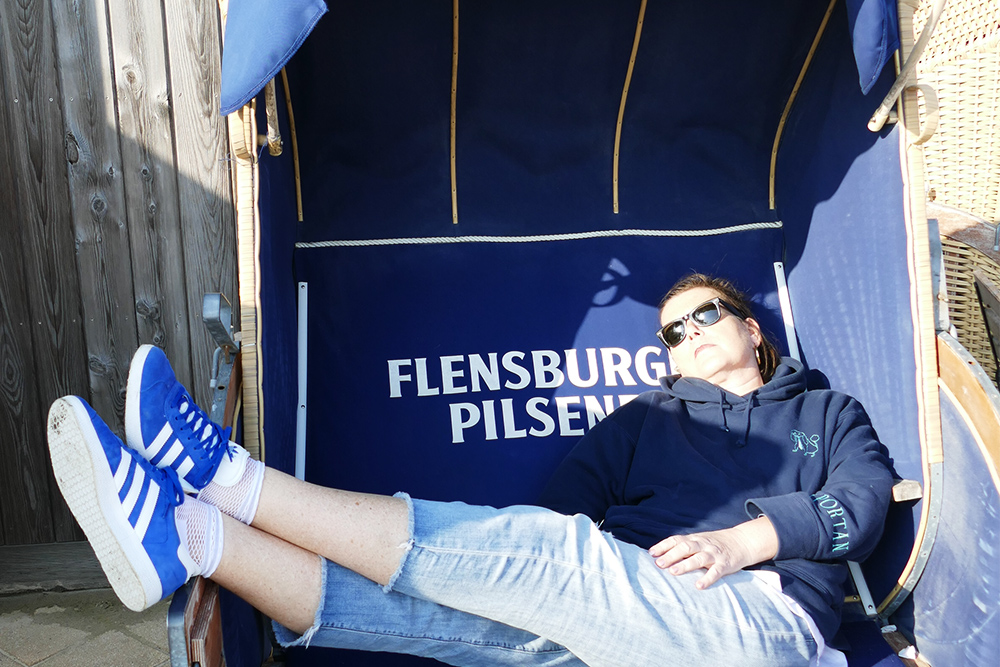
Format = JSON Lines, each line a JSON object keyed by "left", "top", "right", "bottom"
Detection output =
{"left": 736, "top": 393, "right": 759, "bottom": 447}
{"left": 717, "top": 390, "right": 758, "bottom": 446}
{"left": 718, "top": 391, "right": 730, "bottom": 432}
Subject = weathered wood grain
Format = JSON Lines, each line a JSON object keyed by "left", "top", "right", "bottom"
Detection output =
{"left": 0, "top": 246, "right": 48, "bottom": 546}
{"left": 0, "top": 65, "right": 56, "bottom": 545}
{"left": 50, "top": 0, "right": 138, "bottom": 435}
{"left": 106, "top": 0, "right": 194, "bottom": 392}
{"left": 0, "top": 0, "right": 238, "bottom": 546}
{"left": 0, "top": 0, "right": 90, "bottom": 543}
{"left": 163, "top": 0, "right": 237, "bottom": 408}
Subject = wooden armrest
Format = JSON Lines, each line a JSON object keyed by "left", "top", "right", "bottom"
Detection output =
{"left": 892, "top": 479, "right": 922, "bottom": 502}
{"left": 882, "top": 625, "right": 932, "bottom": 667}
{"left": 187, "top": 577, "right": 225, "bottom": 667}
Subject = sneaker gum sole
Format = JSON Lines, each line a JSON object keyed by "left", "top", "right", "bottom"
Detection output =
{"left": 47, "top": 397, "right": 161, "bottom": 611}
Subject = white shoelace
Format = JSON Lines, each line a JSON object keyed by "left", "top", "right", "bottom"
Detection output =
{"left": 177, "top": 398, "right": 232, "bottom": 462}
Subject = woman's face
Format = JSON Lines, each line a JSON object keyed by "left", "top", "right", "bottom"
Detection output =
{"left": 658, "top": 286, "right": 764, "bottom": 389}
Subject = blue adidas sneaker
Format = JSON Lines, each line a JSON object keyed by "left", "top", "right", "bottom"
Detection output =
{"left": 47, "top": 396, "right": 198, "bottom": 611}
{"left": 125, "top": 345, "right": 232, "bottom": 494}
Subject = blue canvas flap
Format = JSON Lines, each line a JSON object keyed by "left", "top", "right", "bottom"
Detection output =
{"left": 845, "top": 0, "right": 900, "bottom": 94}
{"left": 220, "top": 0, "right": 327, "bottom": 115}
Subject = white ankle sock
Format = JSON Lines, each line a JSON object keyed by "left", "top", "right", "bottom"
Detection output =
{"left": 196, "top": 443, "right": 265, "bottom": 525}
{"left": 176, "top": 497, "right": 224, "bottom": 579}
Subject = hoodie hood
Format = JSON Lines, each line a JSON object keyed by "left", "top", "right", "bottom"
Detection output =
{"left": 658, "top": 357, "right": 808, "bottom": 445}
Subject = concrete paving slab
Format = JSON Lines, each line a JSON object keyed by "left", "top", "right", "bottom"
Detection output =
{"left": 38, "top": 630, "right": 166, "bottom": 667}
{"left": 0, "top": 610, "right": 89, "bottom": 665}
{"left": 125, "top": 614, "right": 170, "bottom": 654}
{"left": 0, "top": 649, "right": 27, "bottom": 667}
{"left": 0, "top": 590, "right": 169, "bottom": 667}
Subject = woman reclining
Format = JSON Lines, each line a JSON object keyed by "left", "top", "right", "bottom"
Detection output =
{"left": 46, "top": 273, "right": 893, "bottom": 667}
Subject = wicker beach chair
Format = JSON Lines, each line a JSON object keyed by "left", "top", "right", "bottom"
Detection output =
{"left": 166, "top": 1, "right": 1000, "bottom": 666}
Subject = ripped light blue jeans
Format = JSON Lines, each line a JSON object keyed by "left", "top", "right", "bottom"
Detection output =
{"left": 272, "top": 496, "right": 817, "bottom": 667}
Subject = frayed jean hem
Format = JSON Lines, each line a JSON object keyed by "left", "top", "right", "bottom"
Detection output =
{"left": 271, "top": 492, "right": 416, "bottom": 649}
{"left": 272, "top": 553, "right": 328, "bottom": 649}
{"left": 384, "top": 491, "right": 415, "bottom": 594}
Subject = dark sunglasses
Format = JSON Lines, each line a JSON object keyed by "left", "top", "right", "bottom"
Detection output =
{"left": 656, "top": 297, "right": 741, "bottom": 349}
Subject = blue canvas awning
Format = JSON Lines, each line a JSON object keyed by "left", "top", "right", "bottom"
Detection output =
{"left": 219, "top": 0, "right": 898, "bottom": 115}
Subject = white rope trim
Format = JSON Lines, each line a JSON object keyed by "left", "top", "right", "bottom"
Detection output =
{"left": 296, "top": 222, "right": 783, "bottom": 248}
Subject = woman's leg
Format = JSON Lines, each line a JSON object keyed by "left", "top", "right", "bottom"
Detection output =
{"left": 197, "top": 462, "right": 818, "bottom": 667}
{"left": 44, "top": 393, "right": 572, "bottom": 666}
{"left": 247, "top": 468, "right": 409, "bottom": 586}
{"left": 212, "top": 515, "right": 583, "bottom": 667}
{"left": 223, "top": 471, "right": 816, "bottom": 667}
{"left": 209, "top": 513, "right": 322, "bottom": 633}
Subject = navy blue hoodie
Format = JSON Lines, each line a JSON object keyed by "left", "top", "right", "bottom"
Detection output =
{"left": 539, "top": 358, "right": 893, "bottom": 644}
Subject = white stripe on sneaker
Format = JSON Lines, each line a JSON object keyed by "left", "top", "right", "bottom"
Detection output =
{"left": 146, "top": 423, "right": 173, "bottom": 458}
{"left": 133, "top": 481, "right": 159, "bottom": 540}
{"left": 175, "top": 456, "right": 195, "bottom": 480}
{"left": 159, "top": 440, "right": 185, "bottom": 468}
{"left": 113, "top": 455, "right": 132, "bottom": 494}
{"left": 121, "top": 464, "right": 145, "bottom": 518}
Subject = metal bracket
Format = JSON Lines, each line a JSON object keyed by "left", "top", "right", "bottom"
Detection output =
{"left": 202, "top": 293, "right": 240, "bottom": 423}
{"left": 848, "top": 560, "right": 879, "bottom": 619}
{"left": 202, "top": 293, "right": 240, "bottom": 356}
{"left": 167, "top": 581, "right": 192, "bottom": 667}
{"left": 928, "top": 218, "right": 952, "bottom": 334}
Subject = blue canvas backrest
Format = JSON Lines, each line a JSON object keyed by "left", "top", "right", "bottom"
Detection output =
{"left": 272, "top": 0, "right": 920, "bottom": 502}
{"left": 295, "top": 230, "right": 788, "bottom": 506}
{"left": 279, "top": 0, "right": 823, "bottom": 506}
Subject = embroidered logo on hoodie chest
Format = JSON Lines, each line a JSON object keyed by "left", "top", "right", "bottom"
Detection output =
{"left": 790, "top": 429, "right": 820, "bottom": 457}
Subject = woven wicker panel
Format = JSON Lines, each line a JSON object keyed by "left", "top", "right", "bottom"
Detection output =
{"left": 914, "top": 0, "right": 1000, "bottom": 224}
{"left": 941, "top": 236, "right": 1000, "bottom": 385}
{"left": 915, "top": 0, "right": 1000, "bottom": 67}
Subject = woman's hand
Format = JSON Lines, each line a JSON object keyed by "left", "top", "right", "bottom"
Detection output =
{"left": 648, "top": 516, "right": 779, "bottom": 590}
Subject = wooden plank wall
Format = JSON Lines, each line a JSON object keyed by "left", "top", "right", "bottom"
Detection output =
{"left": 0, "top": 0, "right": 237, "bottom": 546}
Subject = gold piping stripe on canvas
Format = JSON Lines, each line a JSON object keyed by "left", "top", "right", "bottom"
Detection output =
{"left": 613, "top": 0, "right": 647, "bottom": 215}
{"left": 281, "top": 69, "right": 304, "bottom": 222}
{"left": 769, "top": 0, "right": 838, "bottom": 211}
